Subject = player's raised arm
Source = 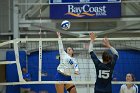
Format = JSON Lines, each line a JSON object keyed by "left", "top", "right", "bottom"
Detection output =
{"left": 103, "top": 37, "right": 119, "bottom": 57}
{"left": 89, "top": 32, "right": 96, "bottom": 53}
{"left": 57, "top": 32, "right": 65, "bottom": 56}
{"left": 89, "top": 32, "right": 101, "bottom": 66}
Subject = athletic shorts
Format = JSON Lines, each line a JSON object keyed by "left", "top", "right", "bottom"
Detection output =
{"left": 55, "top": 71, "right": 72, "bottom": 81}
{"left": 95, "top": 91, "right": 112, "bottom": 93}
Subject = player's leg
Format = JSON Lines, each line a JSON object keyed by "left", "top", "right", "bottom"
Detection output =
{"left": 65, "top": 84, "right": 77, "bottom": 93}
{"left": 55, "top": 84, "right": 64, "bottom": 93}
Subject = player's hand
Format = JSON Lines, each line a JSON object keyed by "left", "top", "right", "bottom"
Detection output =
{"left": 56, "top": 32, "right": 61, "bottom": 38}
{"left": 74, "top": 71, "right": 79, "bottom": 75}
{"left": 89, "top": 32, "right": 96, "bottom": 42}
{"left": 103, "top": 37, "right": 111, "bottom": 48}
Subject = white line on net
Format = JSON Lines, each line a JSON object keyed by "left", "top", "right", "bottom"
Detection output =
{"left": 0, "top": 81, "right": 140, "bottom": 86}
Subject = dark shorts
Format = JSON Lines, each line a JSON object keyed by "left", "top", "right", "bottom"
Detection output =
{"left": 55, "top": 71, "right": 72, "bottom": 81}
{"left": 95, "top": 91, "right": 112, "bottom": 93}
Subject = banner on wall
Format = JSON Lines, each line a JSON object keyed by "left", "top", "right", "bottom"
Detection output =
{"left": 50, "top": 0, "right": 121, "bottom": 3}
{"left": 50, "top": 3, "right": 121, "bottom": 19}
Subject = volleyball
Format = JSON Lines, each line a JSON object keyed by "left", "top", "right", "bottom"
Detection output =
{"left": 61, "top": 20, "right": 70, "bottom": 30}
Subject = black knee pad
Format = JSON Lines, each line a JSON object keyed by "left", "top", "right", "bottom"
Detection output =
{"left": 67, "top": 85, "right": 75, "bottom": 93}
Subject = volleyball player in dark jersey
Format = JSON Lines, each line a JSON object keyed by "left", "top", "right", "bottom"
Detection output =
{"left": 89, "top": 32, "right": 119, "bottom": 93}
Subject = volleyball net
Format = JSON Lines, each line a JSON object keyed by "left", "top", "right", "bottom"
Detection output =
{"left": 0, "top": 37, "right": 140, "bottom": 93}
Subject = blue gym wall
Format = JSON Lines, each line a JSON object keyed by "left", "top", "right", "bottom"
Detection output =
{"left": 27, "top": 50, "right": 60, "bottom": 93}
{"left": 6, "top": 50, "right": 67, "bottom": 93}
{"left": 6, "top": 50, "right": 26, "bottom": 93}
{"left": 112, "top": 50, "right": 140, "bottom": 93}
{"left": 6, "top": 50, "right": 140, "bottom": 93}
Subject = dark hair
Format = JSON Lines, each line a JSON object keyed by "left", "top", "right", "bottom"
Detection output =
{"left": 58, "top": 47, "right": 74, "bottom": 60}
{"left": 66, "top": 47, "right": 74, "bottom": 57}
{"left": 129, "top": 73, "right": 135, "bottom": 81}
{"left": 102, "top": 50, "right": 113, "bottom": 63}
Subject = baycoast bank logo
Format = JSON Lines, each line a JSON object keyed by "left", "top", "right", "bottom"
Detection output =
{"left": 65, "top": 4, "right": 107, "bottom": 17}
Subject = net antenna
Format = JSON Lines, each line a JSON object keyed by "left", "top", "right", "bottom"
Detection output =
{"left": 38, "top": 0, "right": 43, "bottom": 81}
{"left": 39, "top": 0, "right": 42, "bottom": 38}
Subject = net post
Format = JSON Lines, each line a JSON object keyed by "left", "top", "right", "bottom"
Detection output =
{"left": 13, "top": 39, "right": 24, "bottom": 82}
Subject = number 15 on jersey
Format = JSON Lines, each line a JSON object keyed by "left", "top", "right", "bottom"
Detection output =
{"left": 98, "top": 70, "right": 110, "bottom": 79}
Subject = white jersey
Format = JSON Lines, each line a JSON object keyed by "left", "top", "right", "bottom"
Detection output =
{"left": 57, "top": 37, "right": 79, "bottom": 76}
{"left": 120, "top": 84, "right": 138, "bottom": 93}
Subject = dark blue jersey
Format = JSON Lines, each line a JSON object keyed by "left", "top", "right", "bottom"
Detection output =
{"left": 90, "top": 51, "right": 118, "bottom": 93}
{"left": 20, "top": 73, "right": 31, "bottom": 88}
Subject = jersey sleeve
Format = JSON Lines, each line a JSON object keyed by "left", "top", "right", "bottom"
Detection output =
{"left": 88, "top": 41, "right": 94, "bottom": 53}
{"left": 58, "top": 37, "right": 66, "bottom": 57}
{"left": 73, "top": 58, "right": 79, "bottom": 72}
{"left": 134, "top": 85, "right": 139, "bottom": 93}
{"left": 110, "top": 47, "right": 119, "bottom": 59}
{"left": 89, "top": 41, "right": 101, "bottom": 66}
{"left": 69, "top": 58, "right": 79, "bottom": 72}
{"left": 90, "top": 51, "right": 101, "bottom": 66}
{"left": 120, "top": 85, "right": 124, "bottom": 93}
{"left": 110, "top": 47, "right": 119, "bottom": 67}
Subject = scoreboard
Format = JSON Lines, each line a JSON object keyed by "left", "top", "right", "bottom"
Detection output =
{"left": 50, "top": 0, "right": 121, "bottom": 3}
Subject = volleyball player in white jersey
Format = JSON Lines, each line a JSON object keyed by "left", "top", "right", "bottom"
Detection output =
{"left": 55, "top": 32, "right": 79, "bottom": 93}
{"left": 120, "top": 73, "right": 138, "bottom": 93}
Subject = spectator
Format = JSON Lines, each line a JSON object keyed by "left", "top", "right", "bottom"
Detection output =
{"left": 20, "top": 67, "right": 31, "bottom": 93}
{"left": 120, "top": 73, "right": 138, "bottom": 93}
